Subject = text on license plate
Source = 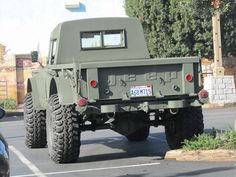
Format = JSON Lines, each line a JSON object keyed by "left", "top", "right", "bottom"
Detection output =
{"left": 130, "top": 85, "right": 153, "bottom": 97}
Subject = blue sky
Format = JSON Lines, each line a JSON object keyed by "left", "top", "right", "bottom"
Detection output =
{"left": 0, "top": 0, "right": 126, "bottom": 54}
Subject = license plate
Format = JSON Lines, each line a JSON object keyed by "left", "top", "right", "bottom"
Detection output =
{"left": 130, "top": 85, "right": 153, "bottom": 97}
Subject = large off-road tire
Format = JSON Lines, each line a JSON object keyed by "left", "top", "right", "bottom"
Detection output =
{"left": 125, "top": 112, "right": 150, "bottom": 142}
{"left": 165, "top": 107, "right": 204, "bottom": 149}
{"left": 24, "top": 92, "right": 47, "bottom": 148}
{"left": 46, "top": 94, "right": 80, "bottom": 163}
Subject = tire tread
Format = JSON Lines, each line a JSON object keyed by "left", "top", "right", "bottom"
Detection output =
{"left": 24, "top": 93, "right": 46, "bottom": 148}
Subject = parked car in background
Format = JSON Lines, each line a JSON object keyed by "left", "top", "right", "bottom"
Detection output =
{"left": 0, "top": 108, "right": 5, "bottom": 119}
{"left": 0, "top": 108, "right": 9, "bottom": 177}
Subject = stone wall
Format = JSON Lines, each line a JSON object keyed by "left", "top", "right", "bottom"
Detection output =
{"left": 204, "top": 75, "right": 236, "bottom": 104}
{"left": 201, "top": 56, "right": 236, "bottom": 86}
{"left": 223, "top": 56, "right": 236, "bottom": 86}
{"left": 202, "top": 56, "right": 236, "bottom": 104}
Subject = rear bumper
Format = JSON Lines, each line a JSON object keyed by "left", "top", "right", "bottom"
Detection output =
{"left": 100, "top": 98, "right": 201, "bottom": 113}
{"left": 78, "top": 96, "right": 202, "bottom": 114}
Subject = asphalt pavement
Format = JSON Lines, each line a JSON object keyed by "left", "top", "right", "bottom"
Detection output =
{"left": 1, "top": 107, "right": 236, "bottom": 177}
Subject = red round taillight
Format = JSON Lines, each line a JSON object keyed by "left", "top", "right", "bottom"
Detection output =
{"left": 90, "top": 80, "right": 98, "bottom": 88}
{"left": 198, "top": 89, "right": 209, "bottom": 98}
{"left": 77, "top": 98, "right": 88, "bottom": 107}
{"left": 186, "top": 74, "right": 193, "bottom": 82}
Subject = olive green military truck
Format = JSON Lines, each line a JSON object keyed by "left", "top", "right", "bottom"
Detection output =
{"left": 24, "top": 17, "right": 208, "bottom": 163}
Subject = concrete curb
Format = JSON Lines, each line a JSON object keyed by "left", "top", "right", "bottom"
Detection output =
{"left": 202, "top": 103, "right": 236, "bottom": 109}
{"left": 6, "top": 112, "right": 23, "bottom": 117}
{"left": 165, "top": 149, "right": 236, "bottom": 161}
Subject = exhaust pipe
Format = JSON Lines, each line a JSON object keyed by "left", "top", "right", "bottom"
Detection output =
{"left": 107, "top": 112, "right": 116, "bottom": 119}
{"left": 169, "top": 109, "right": 178, "bottom": 115}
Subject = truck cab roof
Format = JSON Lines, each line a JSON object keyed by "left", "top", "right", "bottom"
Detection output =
{"left": 49, "top": 17, "right": 150, "bottom": 64}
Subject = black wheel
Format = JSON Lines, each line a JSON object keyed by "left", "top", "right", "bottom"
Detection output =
{"left": 46, "top": 94, "right": 80, "bottom": 163}
{"left": 0, "top": 108, "right": 5, "bottom": 118}
{"left": 0, "top": 133, "right": 9, "bottom": 177}
{"left": 24, "top": 92, "right": 46, "bottom": 148}
{"left": 165, "top": 107, "right": 204, "bottom": 149}
{"left": 125, "top": 112, "right": 150, "bottom": 142}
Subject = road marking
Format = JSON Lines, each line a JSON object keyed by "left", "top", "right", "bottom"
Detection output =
{"left": 9, "top": 146, "right": 47, "bottom": 177}
{"left": 149, "top": 135, "right": 167, "bottom": 143}
{"left": 11, "top": 162, "right": 160, "bottom": 177}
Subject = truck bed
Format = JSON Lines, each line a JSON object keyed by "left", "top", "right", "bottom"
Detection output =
{"left": 79, "top": 57, "right": 201, "bottom": 101}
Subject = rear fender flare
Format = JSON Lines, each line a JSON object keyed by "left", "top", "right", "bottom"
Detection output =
{"left": 26, "top": 78, "right": 43, "bottom": 109}
{"left": 49, "top": 78, "right": 76, "bottom": 105}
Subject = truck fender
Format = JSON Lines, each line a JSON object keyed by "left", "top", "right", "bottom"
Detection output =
{"left": 49, "top": 77, "right": 76, "bottom": 105}
{"left": 26, "top": 78, "right": 43, "bottom": 110}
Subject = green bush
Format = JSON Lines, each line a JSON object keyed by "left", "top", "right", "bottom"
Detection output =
{"left": 217, "top": 130, "right": 236, "bottom": 149}
{"left": 183, "top": 129, "right": 236, "bottom": 150}
{"left": 0, "top": 99, "right": 17, "bottom": 110}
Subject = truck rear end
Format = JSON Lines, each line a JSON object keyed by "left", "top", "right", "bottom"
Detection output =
{"left": 78, "top": 56, "right": 207, "bottom": 114}
{"left": 24, "top": 17, "right": 208, "bottom": 164}
{"left": 76, "top": 55, "right": 207, "bottom": 153}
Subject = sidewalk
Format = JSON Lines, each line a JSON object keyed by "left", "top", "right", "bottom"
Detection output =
{"left": 165, "top": 149, "right": 236, "bottom": 161}
{"left": 202, "top": 103, "right": 236, "bottom": 109}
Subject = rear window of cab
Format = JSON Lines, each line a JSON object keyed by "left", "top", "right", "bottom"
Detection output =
{"left": 81, "top": 30, "right": 126, "bottom": 50}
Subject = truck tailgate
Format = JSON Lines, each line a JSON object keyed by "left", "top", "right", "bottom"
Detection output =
{"left": 79, "top": 57, "right": 201, "bottom": 101}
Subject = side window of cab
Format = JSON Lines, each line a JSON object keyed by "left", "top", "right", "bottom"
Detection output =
{"left": 48, "top": 39, "right": 57, "bottom": 65}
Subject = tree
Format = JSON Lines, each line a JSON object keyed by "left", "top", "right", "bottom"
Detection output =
{"left": 220, "top": 1, "right": 236, "bottom": 56}
{"left": 124, "top": 0, "right": 236, "bottom": 58}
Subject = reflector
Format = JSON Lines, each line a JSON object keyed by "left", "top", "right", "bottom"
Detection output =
{"left": 199, "top": 89, "right": 209, "bottom": 98}
{"left": 77, "top": 98, "right": 88, "bottom": 107}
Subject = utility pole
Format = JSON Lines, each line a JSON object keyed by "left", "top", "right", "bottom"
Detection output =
{"left": 211, "top": 0, "right": 224, "bottom": 76}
